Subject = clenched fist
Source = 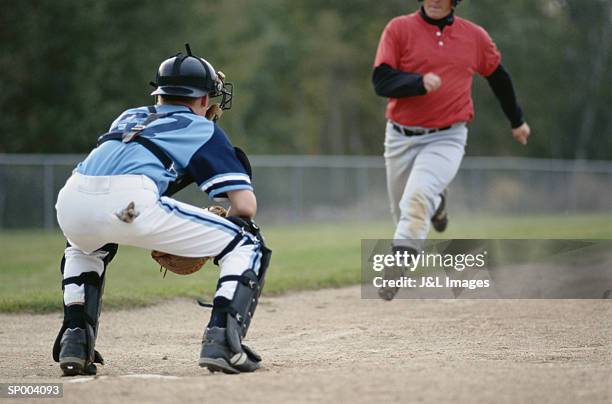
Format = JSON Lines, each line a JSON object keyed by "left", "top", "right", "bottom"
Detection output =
{"left": 512, "top": 122, "right": 531, "bottom": 145}
{"left": 423, "top": 73, "right": 442, "bottom": 93}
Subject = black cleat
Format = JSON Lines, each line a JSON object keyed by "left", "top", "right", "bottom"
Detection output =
{"left": 199, "top": 327, "right": 261, "bottom": 374}
{"left": 377, "top": 246, "right": 417, "bottom": 301}
{"left": 377, "top": 264, "right": 406, "bottom": 301}
{"left": 431, "top": 189, "right": 448, "bottom": 232}
{"left": 59, "top": 328, "right": 97, "bottom": 376}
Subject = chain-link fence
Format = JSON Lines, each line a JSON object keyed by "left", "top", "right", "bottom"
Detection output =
{"left": 1, "top": 154, "right": 611, "bottom": 229}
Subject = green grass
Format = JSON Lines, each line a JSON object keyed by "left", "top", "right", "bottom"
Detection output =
{"left": 1, "top": 213, "right": 611, "bottom": 313}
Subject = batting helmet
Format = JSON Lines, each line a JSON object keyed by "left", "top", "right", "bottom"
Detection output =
{"left": 150, "top": 44, "right": 233, "bottom": 109}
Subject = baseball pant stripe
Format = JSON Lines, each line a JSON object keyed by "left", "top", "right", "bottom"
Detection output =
{"left": 158, "top": 198, "right": 239, "bottom": 234}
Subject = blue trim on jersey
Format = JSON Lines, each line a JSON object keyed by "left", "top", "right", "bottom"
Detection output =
{"left": 200, "top": 172, "right": 251, "bottom": 191}
{"left": 209, "top": 184, "right": 254, "bottom": 198}
{"left": 187, "top": 124, "right": 251, "bottom": 194}
{"left": 158, "top": 199, "right": 239, "bottom": 234}
{"left": 201, "top": 172, "right": 250, "bottom": 184}
{"left": 109, "top": 110, "right": 149, "bottom": 131}
{"left": 207, "top": 180, "right": 252, "bottom": 193}
{"left": 140, "top": 114, "right": 193, "bottom": 137}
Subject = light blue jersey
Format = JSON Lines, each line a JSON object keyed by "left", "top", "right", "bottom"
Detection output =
{"left": 77, "top": 104, "right": 252, "bottom": 197}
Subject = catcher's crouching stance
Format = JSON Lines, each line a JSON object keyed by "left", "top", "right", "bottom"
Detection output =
{"left": 51, "top": 44, "right": 271, "bottom": 376}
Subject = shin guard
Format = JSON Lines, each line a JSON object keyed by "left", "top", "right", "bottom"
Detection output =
{"left": 52, "top": 243, "right": 118, "bottom": 367}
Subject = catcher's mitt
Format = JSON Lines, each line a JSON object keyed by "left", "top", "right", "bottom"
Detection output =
{"left": 151, "top": 205, "right": 228, "bottom": 276}
{"left": 205, "top": 103, "right": 223, "bottom": 122}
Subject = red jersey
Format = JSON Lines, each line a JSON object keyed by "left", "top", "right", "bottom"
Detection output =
{"left": 374, "top": 12, "right": 501, "bottom": 128}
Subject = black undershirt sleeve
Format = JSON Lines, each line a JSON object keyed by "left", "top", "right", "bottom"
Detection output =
{"left": 373, "top": 62, "right": 525, "bottom": 128}
{"left": 372, "top": 63, "right": 427, "bottom": 98}
{"left": 486, "top": 64, "right": 524, "bottom": 128}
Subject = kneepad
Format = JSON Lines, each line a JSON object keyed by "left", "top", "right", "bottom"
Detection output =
{"left": 214, "top": 216, "right": 271, "bottom": 269}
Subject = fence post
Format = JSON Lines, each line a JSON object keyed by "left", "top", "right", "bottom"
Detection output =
{"left": 291, "top": 166, "right": 304, "bottom": 221}
{"left": 469, "top": 169, "right": 481, "bottom": 214}
{"left": 43, "top": 163, "right": 55, "bottom": 230}
{"left": 357, "top": 167, "right": 369, "bottom": 217}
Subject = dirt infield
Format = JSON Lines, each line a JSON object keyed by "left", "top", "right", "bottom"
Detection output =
{"left": 1, "top": 287, "right": 610, "bottom": 403}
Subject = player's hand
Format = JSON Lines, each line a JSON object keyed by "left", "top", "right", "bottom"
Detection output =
{"left": 512, "top": 122, "right": 531, "bottom": 145}
{"left": 423, "top": 73, "right": 442, "bottom": 93}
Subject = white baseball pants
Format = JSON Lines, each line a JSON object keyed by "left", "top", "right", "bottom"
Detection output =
{"left": 56, "top": 173, "right": 263, "bottom": 305}
{"left": 384, "top": 121, "right": 467, "bottom": 249}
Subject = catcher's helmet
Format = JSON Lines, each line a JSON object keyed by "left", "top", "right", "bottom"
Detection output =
{"left": 150, "top": 44, "right": 233, "bottom": 109}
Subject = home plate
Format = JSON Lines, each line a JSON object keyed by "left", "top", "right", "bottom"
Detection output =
{"left": 65, "top": 374, "right": 179, "bottom": 383}
{"left": 120, "top": 374, "right": 181, "bottom": 380}
{"left": 66, "top": 377, "right": 99, "bottom": 383}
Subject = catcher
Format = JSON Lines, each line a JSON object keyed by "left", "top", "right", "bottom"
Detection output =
{"left": 52, "top": 44, "right": 271, "bottom": 376}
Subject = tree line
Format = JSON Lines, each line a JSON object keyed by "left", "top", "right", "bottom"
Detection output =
{"left": 0, "top": 0, "right": 610, "bottom": 159}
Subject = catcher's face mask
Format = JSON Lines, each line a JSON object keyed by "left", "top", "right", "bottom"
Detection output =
{"left": 210, "top": 71, "right": 233, "bottom": 111}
